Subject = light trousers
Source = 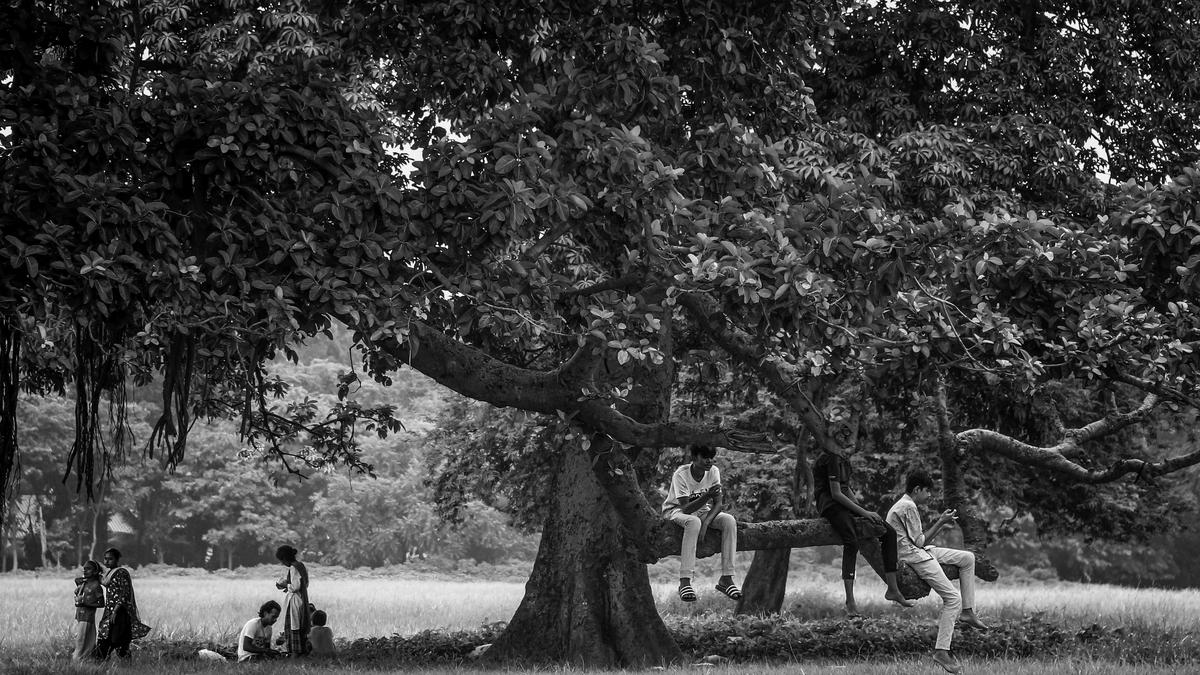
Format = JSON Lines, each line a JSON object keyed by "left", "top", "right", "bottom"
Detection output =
{"left": 667, "top": 510, "right": 736, "bottom": 579}
{"left": 73, "top": 620, "right": 96, "bottom": 660}
{"left": 910, "top": 546, "right": 976, "bottom": 651}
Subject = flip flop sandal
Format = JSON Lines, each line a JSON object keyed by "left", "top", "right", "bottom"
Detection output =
{"left": 678, "top": 585, "right": 697, "bottom": 602}
{"left": 715, "top": 582, "right": 742, "bottom": 600}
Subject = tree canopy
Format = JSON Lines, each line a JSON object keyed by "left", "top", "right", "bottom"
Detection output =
{"left": 4, "top": 0, "right": 1200, "bottom": 665}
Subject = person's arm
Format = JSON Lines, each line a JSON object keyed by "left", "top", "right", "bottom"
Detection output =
{"left": 669, "top": 470, "right": 713, "bottom": 515}
{"left": 698, "top": 485, "right": 724, "bottom": 533}
{"left": 678, "top": 491, "right": 713, "bottom": 515}
{"left": 922, "top": 509, "right": 956, "bottom": 543}
{"left": 285, "top": 566, "right": 304, "bottom": 593}
{"left": 242, "top": 634, "right": 275, "bottom": 656}
{"left": 829, "top": 479, "right": 882, "bottom": 522}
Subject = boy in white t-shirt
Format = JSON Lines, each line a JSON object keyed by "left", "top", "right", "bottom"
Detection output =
{"left": 662, "top": 444, "right": 741, "bottom": 602}
{"left": 238, "top": 601, "right": 282, "bottom": 662}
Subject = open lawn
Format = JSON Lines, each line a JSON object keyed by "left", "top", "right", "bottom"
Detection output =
{"left": 2, "top": 561, "right": 1198, "bottom": 673}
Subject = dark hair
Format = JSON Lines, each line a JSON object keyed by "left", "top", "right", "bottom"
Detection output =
{"left": 689, "top": 445, "right": 717, "bottom": 458}
{"left": 275, "top": 545, "right": 298, "bottom": 562}
{"left": 906, "top": 471, "right": 935, "bottom": 494}
{"left": 83, "top": 560, "right": 100, "bottom": 574}
{"left": 104, "top": 547, "right": 122, "bottom": 561}
{"left": 259, "top": 600, "right": 282, "bottom": 618}
{"left": 312, "top": 610, "right": 327, "bottom": 626}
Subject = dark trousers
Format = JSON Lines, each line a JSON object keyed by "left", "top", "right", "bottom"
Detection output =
{"left": 822, "top": 505, "right": 899, "bottom": 579}
{"left": 94, "top": 607, "right": 131, "bottom": 659}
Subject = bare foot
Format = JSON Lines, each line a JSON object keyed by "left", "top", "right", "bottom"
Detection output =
{"left": 843, "top": 602, "right": 861, "bottom": 617}
{"left": 884, "top": 589, "right": 915, "bottom": 607}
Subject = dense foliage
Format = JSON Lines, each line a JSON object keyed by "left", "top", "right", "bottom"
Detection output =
{"left": 5, "top": 0, "right": 1200, "bottom": 663}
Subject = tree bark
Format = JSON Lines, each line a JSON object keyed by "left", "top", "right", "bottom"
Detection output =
{"left": 737, "top": 426, "right": 820, "bottom": 615}
{"left": 485, "top": 441, "right": 684, "bottom": 667}
{"left": 935, "top": 377, "right": 1000, "bottom": 582}
{"left": 649, "top": 517, "right": 978, "bottom": 599}
{"left": 36, "top": 498, "right": 49, "bottom": 569}
{"left": 736, "top": 548, "right": 791, "bottom": 614}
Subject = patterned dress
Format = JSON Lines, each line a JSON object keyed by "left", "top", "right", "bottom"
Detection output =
{"left": 95, "top": 567, "right": 151, "bottom": 658}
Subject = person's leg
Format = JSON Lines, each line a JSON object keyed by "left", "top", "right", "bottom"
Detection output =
{"left": 84, "top": 620, "right": 97, "bottom": 658}
{"left": 73, "top": 621, "right": 89, "bottom": 660}
{"left": 880, "top": 522, "right": 915, "bottom": 607}
{"left": 711, "top": 512, "right": 741, "bottom": 599}
{"left": 712, "top": 512, "right": 737, "bottom": 577}
{"left": 823, "top": 506, "right": 860, "bottom": 614}
{"left": 931, "top": 547, "right": 987, "bottom": 629}
{"left": 667, "top": 511, "right": 702, "bottom": 599}
{"left": 111, "top": 608, "right": 132, "bottom": 658}
{"left": 913, "top": 559, "right": 962, "bottom": 673}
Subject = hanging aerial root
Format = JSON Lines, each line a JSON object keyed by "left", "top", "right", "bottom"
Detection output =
{"left": 148, "top": 334, "right": 195, "bottom": 468}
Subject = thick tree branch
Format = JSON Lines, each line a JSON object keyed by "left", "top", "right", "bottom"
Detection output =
{"left": 651, "top": 517, "right": 979, "bottom": 599}
{"left": 678, "top": 292, "right": 835, "bottom": 450}
{"left": 957, "top": 414, "right": 1200, "bottom": 484}
{"left": 380, "top": 321, "right": 771, "bottom": 449}
{"left": 1063, "top": 393, "right": 1158, "bottom": 445}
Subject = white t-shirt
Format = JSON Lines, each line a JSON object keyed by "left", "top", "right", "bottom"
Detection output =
{"left": 237, "top": 618, "right": 273, "bottom": 662}
{"left": 662, "top": 464, "right": 721, "bottom": 515}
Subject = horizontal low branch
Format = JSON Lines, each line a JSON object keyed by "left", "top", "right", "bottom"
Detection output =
{"left": 651, "top": 517, "right": 987, "bottom": 599}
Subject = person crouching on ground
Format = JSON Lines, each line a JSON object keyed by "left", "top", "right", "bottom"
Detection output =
{"left": 239, "top": 601, "right": 283, "bottom": 662}
{"left": 662, "top": 444, "right": 742, "bottom": 602}
{"left": 886, "top": 470, "right": 989, "bottom": 674}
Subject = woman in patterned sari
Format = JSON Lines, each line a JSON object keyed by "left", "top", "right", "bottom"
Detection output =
{"left": 274, "top": 544, "right": 311, "bottom": 656}
{"left": 94, "top": 548, "right": 151, "bottom": 659}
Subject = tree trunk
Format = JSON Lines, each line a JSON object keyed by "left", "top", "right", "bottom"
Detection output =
{"left": 485, "top": 441, "right": 683, "bottom": 668}
{"left": 737, "top": 426, "right": 819, "bottom": 615}
{"left": 226, "top": 547, "right": 233, "bottom": 570}
{"left": 935, "top": 377, "right": 999, "bottom": 582}
{"left": 736, "top": 548, "right": 791, "bottom": 614}
{"left": 36, "top": 498, "right": 49, "bottom": 569}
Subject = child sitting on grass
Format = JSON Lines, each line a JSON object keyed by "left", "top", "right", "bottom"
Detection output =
{"left": 308, "top": 609, "right": 336, "bottom": 658}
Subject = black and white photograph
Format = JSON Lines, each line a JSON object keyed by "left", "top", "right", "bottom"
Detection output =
{"left": 2, "top": 1, "right": 1199, "bottom": 673}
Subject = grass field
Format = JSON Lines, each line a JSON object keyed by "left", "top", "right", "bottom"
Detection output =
{"left": 2, "top": 560, "right": 1199, "bottom": 673}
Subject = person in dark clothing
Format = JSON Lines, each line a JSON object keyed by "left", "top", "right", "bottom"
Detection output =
{"left": 93, "top": 548, "right": 151, "bottom": 659}
{"left": 813, "top": 429, "right": 914, "bottom": 616}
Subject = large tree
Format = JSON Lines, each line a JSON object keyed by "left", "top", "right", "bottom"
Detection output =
{"left": 4, "top": 0, "right": 1200, "bottom": 666}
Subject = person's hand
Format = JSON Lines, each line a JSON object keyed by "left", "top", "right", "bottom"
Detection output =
{"left": 938, "top": 509, "right": 958, "bottom": 524}
{"left": 707, "top": 484, "right": 723, "bottom": 497}
{"left": 864, "top": 511, "right": 885, "bottom": 525}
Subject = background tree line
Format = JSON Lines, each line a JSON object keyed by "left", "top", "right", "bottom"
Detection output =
{"left": 0, "top": 333, "right": 537, "bottom": 571}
